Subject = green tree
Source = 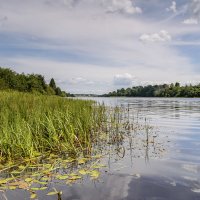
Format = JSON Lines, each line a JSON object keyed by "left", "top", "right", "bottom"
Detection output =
{"left": 0, "top": 67, "right": 70, "bottom": 97}
{"left": 49, "top": 78, "right": 57, "bottom": 91}
{"left": 0, "top": 78, "right": 8, "bottom": 89}
{"left": 55, "top": 87, "right": 62, "bottom": 96}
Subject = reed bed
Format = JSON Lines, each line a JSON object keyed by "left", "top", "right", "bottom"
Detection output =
{"left": 0, "top": 91, "right": 118, "bottom": 163}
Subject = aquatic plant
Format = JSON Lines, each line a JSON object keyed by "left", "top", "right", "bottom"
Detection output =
{"left": 0, "top": 91, "right": 125, "bottom": 198}
{"left": 0, "top": 92, "right": 168, "bottom": 199}
{"left": 0, "top": 91, "right": 120, "bottom": 163}
{"left": 0, "top": 154, "right": 106, "bottom": 199}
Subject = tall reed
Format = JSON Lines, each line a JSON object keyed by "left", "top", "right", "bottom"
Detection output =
{"left": 0, "top": 91, "right": 114, "bottom": 163}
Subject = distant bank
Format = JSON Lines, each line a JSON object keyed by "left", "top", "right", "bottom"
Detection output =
{"left": 102, "top": 83, "right": 200, "bottom": 98}
{"left": 0, "top": 67, "right": 74, "bottom": 97}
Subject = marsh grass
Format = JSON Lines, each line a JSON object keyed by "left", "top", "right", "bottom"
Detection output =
{"left": 0, "top": 93, "right": 168, "bottom": 199}
{"left": 0, "top": 92, "right": 128, "bottom": 198}
{"left": 0, "top": 91, "right": 120, "bottom": 164}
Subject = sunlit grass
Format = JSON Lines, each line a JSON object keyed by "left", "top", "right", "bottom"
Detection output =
{"left": 0, "top": 91, "right": 118, "bottom": 163}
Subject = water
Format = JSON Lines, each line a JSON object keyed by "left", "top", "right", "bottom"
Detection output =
{"left": 5, "top": 97, "right": 200, "bottom": 200}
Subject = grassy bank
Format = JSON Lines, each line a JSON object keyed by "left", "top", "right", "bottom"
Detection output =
{"left": 0, "top": 91, "right": 114, "bottom": 163}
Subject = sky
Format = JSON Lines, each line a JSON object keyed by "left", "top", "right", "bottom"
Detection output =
{"left": 0, "top": 0, "right": 200, "bottom": 94}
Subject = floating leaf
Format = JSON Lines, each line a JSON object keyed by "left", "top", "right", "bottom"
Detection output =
{"left": 0, "top": 186, "right": 7, "bottom": 190}
{"left": 0, "top": 179, "right": 7, "bottom": 185}
{"left": 47, "top": 191, "right": 58, "bottom": 196}
{"left": 31, "top": 187, "right": 47, "bottom": 191}
{"left": 41, "top": 177, "right": 49, "bottom": 181}
{"left": 25, "top": 178, "right": 33, "bottom": 183}
{"left": 78, "top": 169, "right": 87, "bottom": 175}
{"left": 69, "top": 175, "right": 82, "bottom": 180}
{"left": 69, "top": 173, "right": 78, "bottom": 176}
{"left": 33, "top": 180, "right": 47, "bottom": 185}
{"left": 90, "top": 170, "right": 100, "bottom": 179}
{"left": 56, "top": 175, "right": 68, "bottom": 180}
{"left": 92, "top": 164, "right": 106, "bottom": 169}
{"left": 9, "top": 181, "right": 29, "bottom": 189}
{"left": 78, "top": 158, "right": 86, "bottom": 164}
{"left": 9, "top": 186, "right": 17, "bottom": 190}
{"left": 30, "top": 193, "right": 37, "bottom": 199}
{"left": 18, "top": 182, "right": 29, "bottom": 189}
{"left": 6, "top": 177, "right": 15, "bottom": 182}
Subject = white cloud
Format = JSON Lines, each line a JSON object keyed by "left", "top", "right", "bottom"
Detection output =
{"left": 183, "top": 18, "right": 198, "bottom": 25}
{"left": 183, "top": 0, "right": 200, "bottom": 25}
{"left": 189, "top": 0, "right": 200, "bottom": 18}
{"left": 114, "top": 73, "right": 134, "bottom": 86}
{"left": 102, "top": 0, "right": 142, "bottom": 14}
{"left": 69, "top": 77, "right": 95, "bottom": 85}
{"left": 139, "top": 30, "right": 172, "bottom": 43}
{"left": 0, "top": 0, "right": 200, "bottom": 93}
{"left": 69, "top": 77, "right": 87, "bottom": 84}
{"left": 166, "top": 1, "right": 177, "bottom": 13}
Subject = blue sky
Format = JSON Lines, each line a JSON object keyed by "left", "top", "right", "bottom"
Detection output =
{"left": 0, "top": 0, "right": 200, "bottom": 94}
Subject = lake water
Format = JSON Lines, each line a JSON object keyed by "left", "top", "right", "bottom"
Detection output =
{"left": 5, "top": 97, "right": 200, "bottom": 200}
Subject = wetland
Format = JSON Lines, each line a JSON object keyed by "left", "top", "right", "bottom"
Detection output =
{"left": 1, "top": 95, "right": 200, "bottom": 200}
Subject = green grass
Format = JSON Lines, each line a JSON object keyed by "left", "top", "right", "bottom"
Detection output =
{"left": 0, "top": 91, "right": 115, "bottom": 163}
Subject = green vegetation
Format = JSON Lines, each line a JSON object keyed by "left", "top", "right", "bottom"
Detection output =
{"left": 0, "top": 91, "right": 122, "bottom": 164}
{"left": 0, "top": 90, "right": 166, "bottom": 199}
{"left": 0, "top": 67, "right": 73, "bottom": 97}
{"left": 0, "top": 152, "right": 106, "bottom": 199}
{"left": 103, "top": 82, "right": 200, "bottom": 97}
{"left": 0, "top": 91, "right": 126, "bottom": 198}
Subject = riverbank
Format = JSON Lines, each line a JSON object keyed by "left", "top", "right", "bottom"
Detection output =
{"left": 0, "top": 91, "right": 121, "bottom": 164}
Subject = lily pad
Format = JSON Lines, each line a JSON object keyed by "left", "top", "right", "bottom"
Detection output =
{"left": 31, "top": 187, "right": 47, "bottom": 191}
{"left": 90, "top": 170, "right": 100, "bottom": 179}
{"left": 47, "top": 191, "right": 58, "bottom": 196}
{"left": 30, "top": 193, "right": 37, "bottom": 199}
{"left": 25, "top": 178, "right": 33, "bottom": 183}
{"left": 56, "top": 175, "right": 68, "bottom": 180}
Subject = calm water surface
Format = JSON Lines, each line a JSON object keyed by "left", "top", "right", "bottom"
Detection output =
{"left": 6, "top": 97, "right": 200, "bottom": 200}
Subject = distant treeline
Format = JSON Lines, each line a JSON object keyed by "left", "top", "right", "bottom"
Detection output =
{"left": 0, "top": 67, "right": 74, "bottom": 97}
{"left": 103, "top": 83, "right": 200, "bottom": 97}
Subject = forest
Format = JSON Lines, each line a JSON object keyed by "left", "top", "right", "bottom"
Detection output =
{"left": 103, "top": 82, "right": 200, "bottom": 97}
{"left": 0, "top": 67, "right": 73, "bottom": 97}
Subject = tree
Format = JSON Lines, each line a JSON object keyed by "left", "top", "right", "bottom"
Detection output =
{"left": 49, "top": 78, "right": 57, "bottom": 91}
{"left": 103, "top": 82, "right": 200, "bottom": 98}
{"left": 0, "top": 78, "right": 8, "bottom": 89}
{"left": 55, "top": 87, "right": 62, "bottom": 96}
{"left": 0, "top": 67, "right": 71, "bottom": 97}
